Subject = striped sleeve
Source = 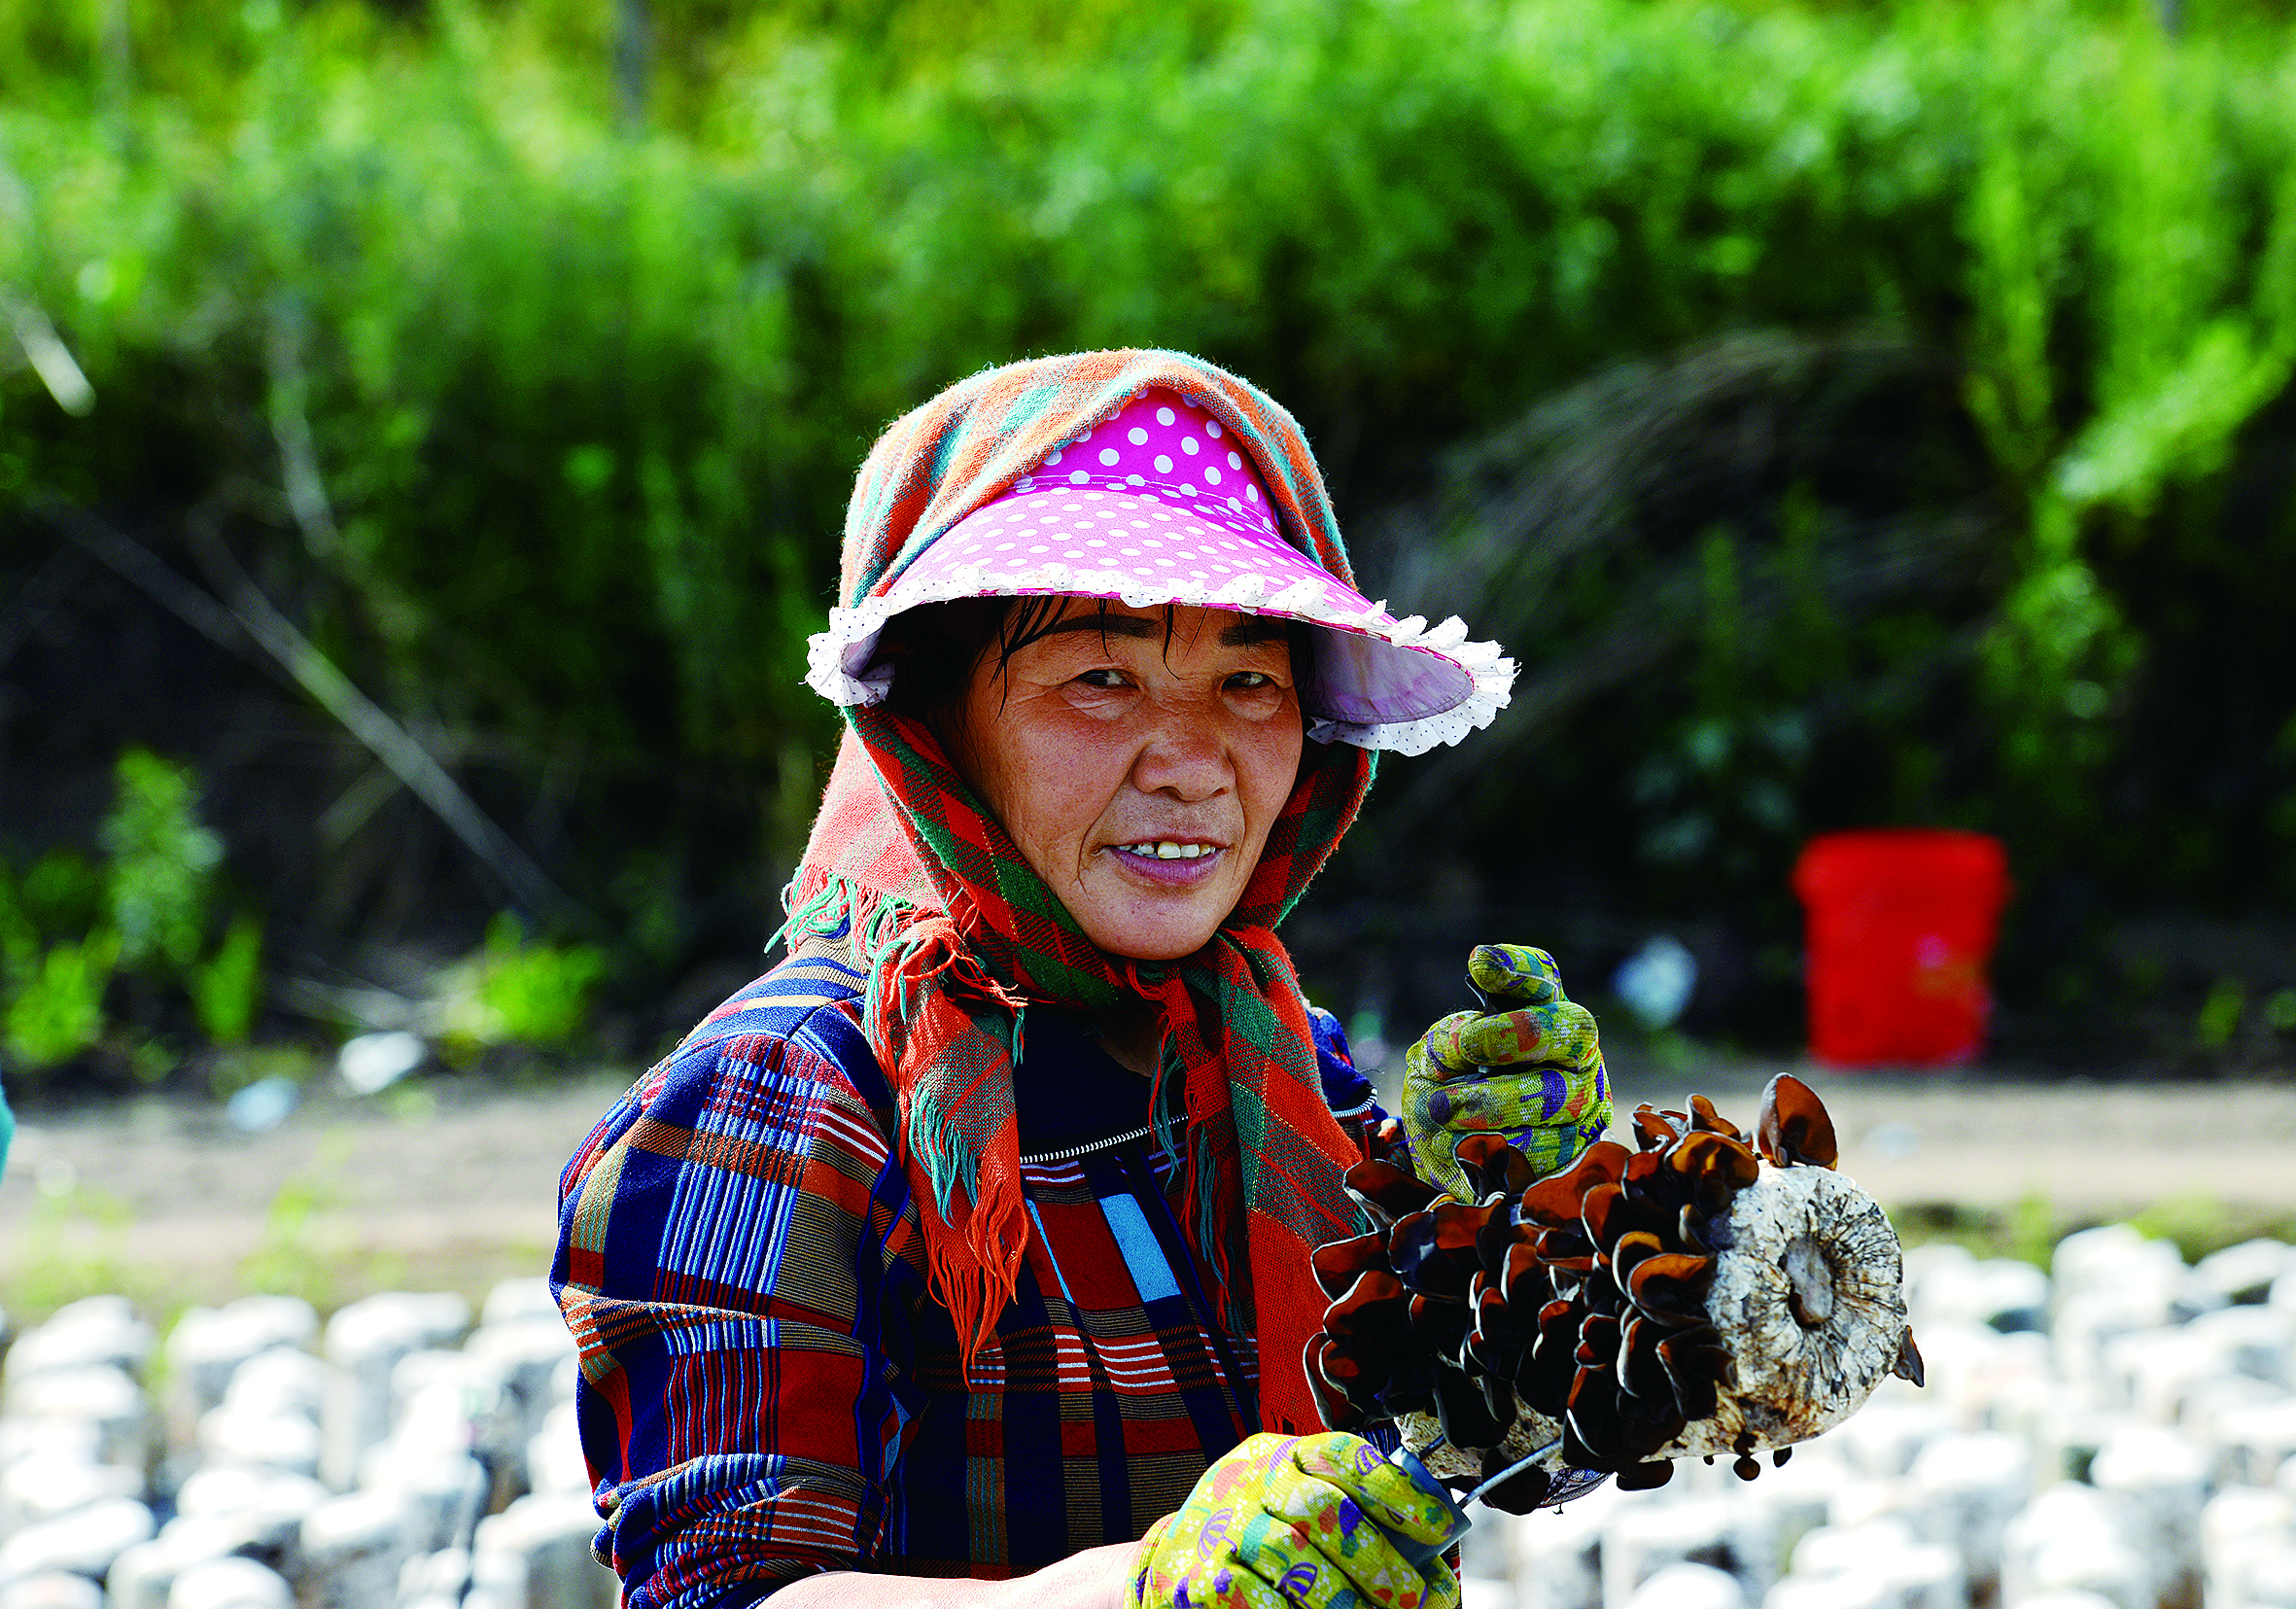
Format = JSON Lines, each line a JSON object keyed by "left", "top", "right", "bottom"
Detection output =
{"left": 1307, "top": 1003, "right": 1386, "bottom": 1154}
{"left": 553, "top": 964, "right": 922, "bottom": 1609}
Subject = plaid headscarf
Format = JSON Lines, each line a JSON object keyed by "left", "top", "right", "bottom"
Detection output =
{"left": 788, "top": 350, "right": 1371, "bottom": 1436}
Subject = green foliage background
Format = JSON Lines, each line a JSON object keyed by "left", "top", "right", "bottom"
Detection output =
{"left": 4, "top": 0, "right": 2296, "bottom": 1072}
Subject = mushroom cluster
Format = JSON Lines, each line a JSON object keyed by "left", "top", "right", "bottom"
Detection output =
{"left": 1305, "top": 1075, "right": 1920, "bottom": 1508}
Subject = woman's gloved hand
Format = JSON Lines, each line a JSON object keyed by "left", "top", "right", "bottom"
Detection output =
{"left": 1401, "top": 944, "right": 1612, "bottom": 1203}
{"left": 1129, "top": 1432, "right": 1462, "bottom": 1609}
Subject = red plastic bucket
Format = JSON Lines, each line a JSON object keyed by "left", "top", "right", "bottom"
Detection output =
{"left": 1792, "top": 829, "right": 2010, "bottom": 1067}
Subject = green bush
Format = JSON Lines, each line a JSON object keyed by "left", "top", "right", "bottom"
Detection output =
{"left": 0, "top": 752, "right": 263, "bottom": 1077}
{"left": 441, "top": 914, "right": 608, "bottom": 1054}
{"left": 6, "top": 0, "right": 2296, "bottom": 1052}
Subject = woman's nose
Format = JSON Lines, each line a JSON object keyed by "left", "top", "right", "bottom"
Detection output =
{"left": 1130, "top": 710, "right": 1233, "bottom": 801}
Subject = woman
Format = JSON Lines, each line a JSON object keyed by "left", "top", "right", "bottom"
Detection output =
{"left": 553, "top": 352, "right": 1611, "bottom": 1609}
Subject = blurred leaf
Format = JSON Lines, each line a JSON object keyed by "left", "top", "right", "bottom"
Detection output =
{"left": 2054, "top": 319, "right": 2295, "bottom": 517}
{"left": 101, "top": 750, "right": 222, "bottom": 974}
{"left": 0, "top": 865, "right": 37, "bottom": 988}
{"left": 4, "top": 928, "right": 120, "bottom": 1069}
{"left": 191, "top": 913, "right": 264, "bottom": 1046}
{"left": 2264, "top": 988, "right": 2296, "bottom": 1033}
{"left": 20, "top": 851, "right": 104, "bottom": 943}
{"left": 2196, "top": 976, "right": 2244, "bottom": 1049}
{"left": 439, "top": 913, "right": 608, "bottom": 1053}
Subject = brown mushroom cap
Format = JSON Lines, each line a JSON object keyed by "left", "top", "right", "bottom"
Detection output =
{"left": 1325, "top": 1268, "right": 1409, "bottom": 1343}
{"left": 1632, "top": 1106, "right": 1689, "bottom": 1150}
{"left": 1455, "top": 1131, "right": 1539, "bottom": 1198}
{"left": 1757, "top": 1073, "right": 1839, "bottom": 1170}
{"left": 1626, "top": 1253, "right": 1716, "bottom": 1325}
{"left": 1688, "top": 1094, "right": 1746, "bottom": 1142}
{"left": 1311, "top": 1231, "right": 1391, "bottom": 1300}
{"left": 1518, "top": 1140, "right": 1630, "bottom": 1228}
{"left": 1347, "top": 1158, "right": 1444, "bottom": 1224}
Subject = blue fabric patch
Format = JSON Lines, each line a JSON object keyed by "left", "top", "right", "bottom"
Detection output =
{"left": 1309, "top": 1005, "right": 1374, "bottom": 1116}
{"left": 1096, "top": 1193, "right": 1182, "bottom": 1304}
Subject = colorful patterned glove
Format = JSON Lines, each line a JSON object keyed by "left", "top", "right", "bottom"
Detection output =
{"left": 1401, "top": 944, "right": 1612, "bottom": 1203}
{"left": 1129, "top": 1432, "right": 1463, "bottom": 1609}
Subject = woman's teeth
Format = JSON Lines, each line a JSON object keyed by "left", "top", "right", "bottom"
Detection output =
{"left": 1117, "top": 842, "right": 1216, "bottom": 860}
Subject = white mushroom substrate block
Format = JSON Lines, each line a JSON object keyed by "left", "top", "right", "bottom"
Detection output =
{"left": 1504, "top": 1228, "right": 2296, "bottom": 1609}
{"left": 0, "top": 1286, "right": 612, "bottom": 1609}
{"left": 6, "top": 1230, "right": 2296, "bottom": 1609}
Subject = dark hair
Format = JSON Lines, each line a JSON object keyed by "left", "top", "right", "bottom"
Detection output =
{"left": 877, "top": 597, "right": 1013, "bottom": 718}
{"left": 876, "top": 597, "right": 1316, "bottom": 720}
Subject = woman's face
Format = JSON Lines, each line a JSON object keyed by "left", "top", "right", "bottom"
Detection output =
{"left": 947, "top": 599, "right": 1305, "bottom": 962}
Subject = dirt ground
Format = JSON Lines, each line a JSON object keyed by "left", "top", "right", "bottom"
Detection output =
{"left": 3, "top": 1053, "right": 2292, "bottom": 1326}
{"left": 1603, "top": 1058, "right": 2296, "bottom": 1213}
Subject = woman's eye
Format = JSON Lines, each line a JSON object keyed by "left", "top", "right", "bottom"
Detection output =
{"left": 1075, "top": 669, "right": 1128, "bottom": 689}
{"left": 1228, "top": 672, "right": 1274, "bottom": 690}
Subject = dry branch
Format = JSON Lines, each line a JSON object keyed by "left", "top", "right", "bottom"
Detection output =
{"left": 43, "top": 501, "right": 584, "bottom": 927}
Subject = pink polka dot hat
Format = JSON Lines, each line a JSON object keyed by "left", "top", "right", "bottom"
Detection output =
{"left": 805, "top": 388, "right": 1514, "bottom": 755}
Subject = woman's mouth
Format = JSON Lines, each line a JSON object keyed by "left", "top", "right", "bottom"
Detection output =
{"left": 1104, "top": 840, "right": 1228, "bottom": 888}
